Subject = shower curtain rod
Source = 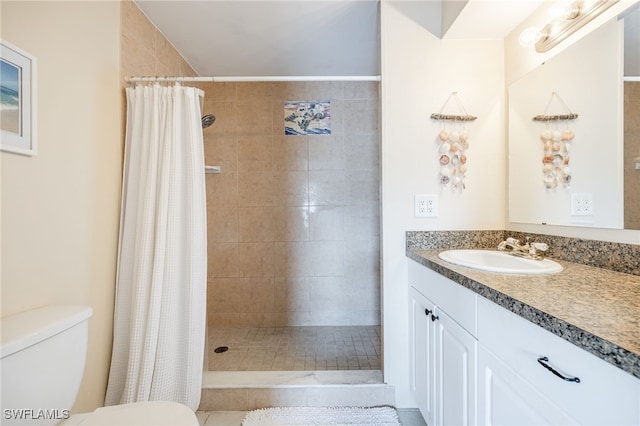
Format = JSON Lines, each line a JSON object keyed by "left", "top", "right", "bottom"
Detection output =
{"left": 125, "top": 75, "right": 381, "bottom": 83}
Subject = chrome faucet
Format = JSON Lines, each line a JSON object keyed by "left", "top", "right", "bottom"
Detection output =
{"left": 498, "top": 237, "right": 549, "bottom": 260}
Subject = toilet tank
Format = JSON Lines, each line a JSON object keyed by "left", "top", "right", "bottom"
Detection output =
{"left": 1, "top": 305, "right": 93, "bottom": 425}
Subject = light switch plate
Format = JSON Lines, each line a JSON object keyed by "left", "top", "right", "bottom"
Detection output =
{"left": 571, "top": 193, "right": 593, "bottom": 216}
{"left": 415, "top": 194, "right": 438, "bottom": 218}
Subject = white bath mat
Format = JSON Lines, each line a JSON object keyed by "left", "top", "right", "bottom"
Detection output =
{"left": 241, "top": 406, "right": 401, "bottom": 426}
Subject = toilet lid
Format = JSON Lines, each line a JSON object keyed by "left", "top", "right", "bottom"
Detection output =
{"left": 65, "top": 401, "right": 199, "bottom": 426}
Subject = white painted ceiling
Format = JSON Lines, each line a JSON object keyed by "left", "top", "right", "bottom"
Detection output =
{"left": 135, "top": 0, "right": 380, "bottom": 77}
{"left": 135, "top": 0, "right": 550, "bottom": 77}
{"left": 443, "top": 0, "right": 544, "bottom": 39}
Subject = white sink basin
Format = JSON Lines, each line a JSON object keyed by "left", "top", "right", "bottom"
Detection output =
{"left": 438, "top": 249, "right": 563, "bottom": 274}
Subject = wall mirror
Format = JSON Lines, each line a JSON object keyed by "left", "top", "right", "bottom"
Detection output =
{"left": 508, "top": 4, "right": 639, "bottom": 230}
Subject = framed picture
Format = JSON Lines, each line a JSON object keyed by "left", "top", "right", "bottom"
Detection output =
{"left": 1, "top": 40, "right": 37, "bottom": 156}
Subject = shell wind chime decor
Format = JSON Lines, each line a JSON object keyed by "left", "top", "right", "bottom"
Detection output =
{"left": 534, "top": 92, "right": 578, "bottom": 190}
{"left": 431, "top": 92, "right": 477, "bottom": 190}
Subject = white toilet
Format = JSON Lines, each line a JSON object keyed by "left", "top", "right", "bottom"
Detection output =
{"left": 0, "top": 305, "right": 199, "bottom": 425}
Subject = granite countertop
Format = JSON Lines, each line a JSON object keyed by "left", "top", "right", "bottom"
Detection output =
{"left": 407, "top": 248, "right": 640, "bottom": 379}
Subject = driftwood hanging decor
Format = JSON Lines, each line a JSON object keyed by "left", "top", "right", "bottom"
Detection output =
{"left": 431, "top": 92, "right": 477, "bottom": 190}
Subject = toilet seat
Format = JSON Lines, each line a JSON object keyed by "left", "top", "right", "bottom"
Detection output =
{"left": 61, "top": 401, "right": 199, "bottom": 426}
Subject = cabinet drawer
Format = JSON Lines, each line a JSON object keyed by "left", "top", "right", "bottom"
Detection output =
{"left": 478, "top": 296, "right": 640, "bottom": 425}
{"left": 408, "top": 259, "right": 477, "bottom": 337}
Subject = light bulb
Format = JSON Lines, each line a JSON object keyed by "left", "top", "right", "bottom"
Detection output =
{"left": 548, "top": 1, "right": 580, "bottom": 21}
{"left": 562, "top": 3, "right": 580, "bottom": 20}
{"left": 519, "top": 27, "right": 544, "bottom": 47}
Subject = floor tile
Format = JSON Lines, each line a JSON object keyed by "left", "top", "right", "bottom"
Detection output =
{"left": 397, "top": 408, "right": 427, "bottom": 426}
{"left": 208, "top": 326, "right": 381, "bottom": 371}
{"left": 200, "top": 411, "right": 246, "bottom": 426}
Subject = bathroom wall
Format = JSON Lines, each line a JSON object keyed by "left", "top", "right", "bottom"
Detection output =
{"left": 202, "top": 81, "right": 380, "bottom": 328}
{"left": 625, "top": 81, "right": 640, "bottom": 229}
{"left": 0, "top": 0, "right": 198, "bottom": 413}
{"left": 380, "top": 0, "right": 506, "bottom": 407}
{"left": 1, "top": 1, "right": 121, "bottom": 413}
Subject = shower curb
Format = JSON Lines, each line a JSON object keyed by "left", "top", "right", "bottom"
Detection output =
{"left": 198, "top": 370, "right": 394, "bottom": 411}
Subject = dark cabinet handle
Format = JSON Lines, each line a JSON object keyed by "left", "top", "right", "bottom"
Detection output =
{"left": 425, "top": 308, "right": 432, "bottom": 316}
{"left": 431, "top": 314, "right": 439, "bottom": 322}
{"left": 537, "top": 356, "right": 580, "bottom": 383}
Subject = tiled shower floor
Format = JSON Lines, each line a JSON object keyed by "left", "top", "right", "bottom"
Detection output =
{"left": 207, "top": 326, "right": 381, "bottom": 371}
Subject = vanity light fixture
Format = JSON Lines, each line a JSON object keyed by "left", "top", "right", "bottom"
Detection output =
{"left": 519, "top": 0, "right": 620, "bottom": 52}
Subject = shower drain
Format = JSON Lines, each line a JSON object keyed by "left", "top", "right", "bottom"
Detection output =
{"left": 214, "top": 346, "right": 229, "bottom": 353}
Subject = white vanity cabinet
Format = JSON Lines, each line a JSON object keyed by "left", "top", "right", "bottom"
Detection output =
{"left": 477, "top": 296, "right": 640, "bottom": 426}
{"left": 408, "top": 260, "right": 478, "bottom": 426}
{"left": 408, "top": 258, "right": 640, "bottom": 426}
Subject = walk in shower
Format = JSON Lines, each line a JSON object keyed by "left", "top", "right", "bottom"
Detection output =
{"left": 201, "top": 80, "right": 381, "bottom": 374}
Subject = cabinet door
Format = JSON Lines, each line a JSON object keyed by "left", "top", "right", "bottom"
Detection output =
{"left": 434, "top": 308, "right": 477, "bottom": 426}
{"left": 478, "top": 345, "right": 578, "bottom": 426}
{"left": 478, "top": 296, "right": 640, "bottom": 425}
{"left": 410, "top": 288, "right": 436, "bottom": 426}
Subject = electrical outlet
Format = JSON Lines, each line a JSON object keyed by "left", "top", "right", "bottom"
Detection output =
{"left": 571, "top": 193, "right": 593, "bottom": 216}
{"left": 415, "top": 194, "right": 438, "bottom": 218}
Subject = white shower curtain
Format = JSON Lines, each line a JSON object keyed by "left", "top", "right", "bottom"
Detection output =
{"left": 105, "top": 84, "right": 207, "bottom": 411}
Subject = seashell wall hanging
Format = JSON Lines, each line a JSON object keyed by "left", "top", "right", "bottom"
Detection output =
{"left": 533, "top": 92, "right": 578, "bottom": 190}
{"left": 431, "top": 92, "right": 477, "bottom": 190}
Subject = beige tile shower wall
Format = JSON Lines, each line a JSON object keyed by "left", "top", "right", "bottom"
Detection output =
{"left": 120, "top": 0, "right": 197, "bottom": 84}
{"left": 203, "top": 82, "right": 380, "bottom": 327}
{"left": 625, "top": 81, "right": 640, "bottom": 230}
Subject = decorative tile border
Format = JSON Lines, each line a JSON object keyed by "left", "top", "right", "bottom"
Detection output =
{"left": 406, "top": 230, "right": 640, "bottom": 276}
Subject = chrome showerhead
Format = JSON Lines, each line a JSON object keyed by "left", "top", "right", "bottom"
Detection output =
{"left": 202, "top": 114, "right": 216, "bottom": 129}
